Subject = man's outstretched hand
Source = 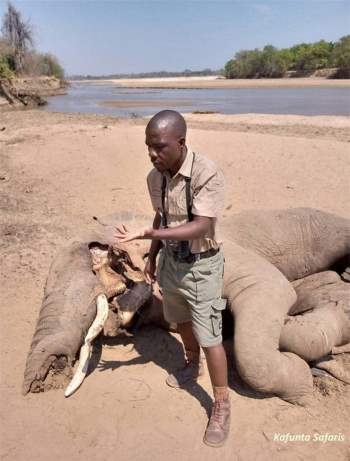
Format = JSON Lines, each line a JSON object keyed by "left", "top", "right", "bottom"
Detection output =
{"left": 114, "top": 224, "right": 153, "bottom": 243}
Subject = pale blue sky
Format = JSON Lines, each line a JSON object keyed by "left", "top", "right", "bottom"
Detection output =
{"left": 0, "top": 0, "right": 348, "bottom": 75}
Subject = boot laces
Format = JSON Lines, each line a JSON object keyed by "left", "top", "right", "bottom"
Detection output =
{"left": 212, "top": 400, "right": 225, "bottom": 423}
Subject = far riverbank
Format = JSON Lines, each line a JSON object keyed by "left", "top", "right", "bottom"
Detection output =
{"left": 74, "top": 75, "right": 350, "bottom": 89}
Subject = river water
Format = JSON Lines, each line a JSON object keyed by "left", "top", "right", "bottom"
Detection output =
{"left": 45, "top": 82, "right": 350, "bottom": 117}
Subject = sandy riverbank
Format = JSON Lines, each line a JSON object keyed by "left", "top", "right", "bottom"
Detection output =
{"left": 0, "top": 110, "right": 349, "bottom": 461}
{"left": 0, "top": 76, "right": 67, "bottom": 110}
{"left": 77, "top": 75, "right": 350, "bottom": 89}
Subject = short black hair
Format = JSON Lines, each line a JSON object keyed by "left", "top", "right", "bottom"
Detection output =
{"left": 146, "top": 110, "right": 187, "bottom": 139}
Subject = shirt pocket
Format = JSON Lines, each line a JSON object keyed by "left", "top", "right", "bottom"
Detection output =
{"left": 169, "top": 183, "right": 188, "bottom": 215}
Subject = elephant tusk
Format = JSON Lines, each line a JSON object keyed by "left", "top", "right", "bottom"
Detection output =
{"left": 65, "top": 294, "right": 109, "bottom": 397}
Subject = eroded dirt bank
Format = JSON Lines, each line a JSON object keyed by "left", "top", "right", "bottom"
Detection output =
{"left": 0, "top": 76, "right": 67, "bottom": 110}
{"left": 0, "top": 111, "right": 349, "bottom": 461}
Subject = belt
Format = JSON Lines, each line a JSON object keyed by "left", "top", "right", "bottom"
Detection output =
{"left": 168, "top": 247, "right": 220, "bottom": 263}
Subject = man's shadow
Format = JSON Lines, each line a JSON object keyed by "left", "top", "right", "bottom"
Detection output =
{"left": 92, "top": 325, "right": 214, "bottom": 417}
{"left": 89, "top": 307, "right": 270, "bottom": 417}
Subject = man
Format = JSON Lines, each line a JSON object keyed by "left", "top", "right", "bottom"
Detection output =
{"left": 115, "top": 110, "right": 230, "bottom": 447}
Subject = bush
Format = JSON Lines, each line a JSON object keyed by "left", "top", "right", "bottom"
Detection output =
{"left": 21, "top": 52, "right": 64, "bottom": 79}
{"left": 331, "top": 35, "right": 350, "bottom": 70}
{"left": 0, "top": 4, "right": 65, "bottom": 78}
{"left": 224, "top": 37, "right": 348, "bottom": 78}
{"left": 0, "top": 56, "right": 14, "bottom": 78}
{"left": 259, "top": 46, "right": 290, "bottom": 77}
{"left": 224, "top": 47, "right": 290, "bottom": 78}
{"left": 294, "top": 40, "right": 333, "bottom": 71}
{"left": 0, "top": 39, "right": 15, "bottom": 78}
{"left": 37, "top": 53, "right": 64, "bottom": 79}
{"left": 224, "top": 49, "right": 261, "bottom": 78}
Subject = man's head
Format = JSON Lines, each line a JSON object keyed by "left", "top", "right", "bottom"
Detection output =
{"left": 145, "top": 110, "right": 187, "bottom": 174}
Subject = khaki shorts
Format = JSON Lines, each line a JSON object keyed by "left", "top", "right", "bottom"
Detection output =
{"left": 157, "top": 247, "right": 226, "bottom": 348}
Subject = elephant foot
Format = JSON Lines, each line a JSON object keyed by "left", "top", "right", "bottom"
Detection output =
{"left": 312, "top": 355, "right": 350, "bottom": 385}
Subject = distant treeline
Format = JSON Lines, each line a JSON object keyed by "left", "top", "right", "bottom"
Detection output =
{"left": 224, "top": 36, "right": 350, "bottom": 79}
{"left": 70, "top": 68, "right": 222, "bottom": 80}
{"left": 0, "top": 2, "right": 64, "bottom": 79}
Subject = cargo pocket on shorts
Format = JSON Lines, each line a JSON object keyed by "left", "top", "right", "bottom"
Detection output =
{"left": 210, "top": 298, "right": 227, "bottom": 337}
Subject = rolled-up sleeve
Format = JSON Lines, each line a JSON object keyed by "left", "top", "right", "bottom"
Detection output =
{"left": 192, "top": 168, "right": 225, "bottom": 218}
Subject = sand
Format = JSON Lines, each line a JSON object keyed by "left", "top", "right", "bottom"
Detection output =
{"left": 0, "top": 110, "right": 350, "bottom": 461}
{"left": 80, "top": 75, "right": 350, "bottom": 89}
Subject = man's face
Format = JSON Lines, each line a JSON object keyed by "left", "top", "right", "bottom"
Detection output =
{"left": 145, "top": 127, "right": 183, "bottom": 173}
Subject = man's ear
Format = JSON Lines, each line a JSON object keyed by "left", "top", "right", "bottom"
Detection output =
{"left": 178, "top": 136, "right": 186, "bottom": 147}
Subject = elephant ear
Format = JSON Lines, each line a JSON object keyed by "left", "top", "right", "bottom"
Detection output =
{"left": 83, "top": 211, "right": 153, "bottom": 269}
{"left": 223, "top": 240, "right": 313, "bottom": 405}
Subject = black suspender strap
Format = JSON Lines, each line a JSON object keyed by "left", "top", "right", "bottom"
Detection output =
{"left": 161, "top": 152, "right": 195, "bottom": 227}
{"left": 161, "top": 175, "right": 168, "bottom": 228}
{"left": 185, "top": 152, "right": 195, "bottom": 222}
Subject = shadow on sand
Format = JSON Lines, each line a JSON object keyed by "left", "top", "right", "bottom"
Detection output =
{"left": 89, "top": 322, "right": 272, "bottom": 417}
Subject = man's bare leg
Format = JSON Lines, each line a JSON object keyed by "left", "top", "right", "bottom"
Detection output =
{"left": 166, "top": 325, "right": 230, "bottom": 446}
{"left": 202, "top": 344, "right": 228, "bottom": 387}
{"left": 177, "top": 321, "right": 200, "bottom": 362}
{"left": 166, "top": 321, "right": 204, "bottom": 387}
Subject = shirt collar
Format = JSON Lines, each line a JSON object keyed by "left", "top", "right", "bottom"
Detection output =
{"left": 165, "top": 147, "right": 194, "bottom": 180}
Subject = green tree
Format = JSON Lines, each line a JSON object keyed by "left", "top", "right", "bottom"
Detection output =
{"left": 259, "top": 45, "right": 290, "bottom": 77}
{"left": 224, "top": 49, "right": 262, "bottom": 78}
{"left": 224, "top": 37, "right": 348, "bottom": 79}
{"left": 331, "top": 35, "right": 350, "bottom": 70}
{"left": 288, "top": 43, "right": 311, "bottom": 70}
{"left": 291, "top": 41, "right": 333, "bottom": 71}
{"left": 224, "top": 59, "right": 235, "bottom": 78}
{"left": 36, "top": 53, "right": 65, "bottom": 79}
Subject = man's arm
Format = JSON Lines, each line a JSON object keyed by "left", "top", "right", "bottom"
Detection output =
{"left": 143, "top": 210, "right": 162, "bottom": 283}
{"left": 115, "top": 215, "right": 212, "bottom": 243}
{"left": 148, "top": 210, "right": 163, "bottom": 258}
{"left": 147, "top": 215, "right": 211, "bottom": 241}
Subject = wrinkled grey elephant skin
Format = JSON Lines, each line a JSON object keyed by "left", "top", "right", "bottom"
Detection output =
{"left": 22, "top": 208, "right": 350, "bottom": 404}
{"left": 221, "top": 208, "right": 349, "bottom": 404}
{"left": 22, "top": 242, "right": 99, "bottom": 394}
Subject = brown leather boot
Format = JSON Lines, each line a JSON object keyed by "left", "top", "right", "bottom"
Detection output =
{"left": 203, "top": 387, "right": 231, "bottom": 447}
{"left": 166, "top": 349, "right": 204, "bottom": 388}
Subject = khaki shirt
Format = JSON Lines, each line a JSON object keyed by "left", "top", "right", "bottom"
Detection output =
{"left": 147, "top": 148, "right": 225, "bottom": 253}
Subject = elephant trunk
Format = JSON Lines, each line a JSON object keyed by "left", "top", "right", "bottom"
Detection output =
{"left": 22, "top": 242, "right": 99, "bottom": 394}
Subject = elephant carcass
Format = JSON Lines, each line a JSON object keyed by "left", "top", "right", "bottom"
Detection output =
{"left": 22, "top": 232, "right": 152, "bottom": 395}
{"left": 222, "top": 208, "right": 350, "bottom": 404}
{"left": 23, "top": 208, "right": 350, "bottom": 404}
